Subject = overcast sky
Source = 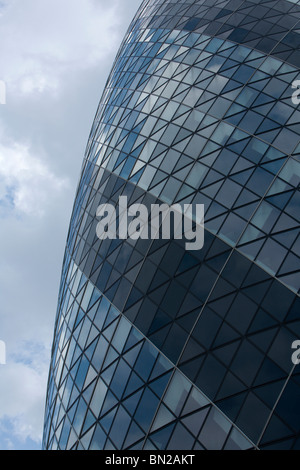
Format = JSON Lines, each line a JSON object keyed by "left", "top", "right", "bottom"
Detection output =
{"left": 0, "top": 0, "right": 142, "bottom": 450}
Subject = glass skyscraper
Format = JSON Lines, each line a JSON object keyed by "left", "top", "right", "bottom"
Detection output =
{"left": 43, "top": 0, "right": 300, "bottom": 450}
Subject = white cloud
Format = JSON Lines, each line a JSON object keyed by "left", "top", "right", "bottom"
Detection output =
{"left": 0, "top": 0, "right": 142, "bottom": 450}
{"left": 0, "top": 0, "right": 130, "bottom": 96}
{"left": 0, "top": 140, "right": 68, "bottom": 216}
{"left": 0, "top": 357, "right": 48, "bottom": 445}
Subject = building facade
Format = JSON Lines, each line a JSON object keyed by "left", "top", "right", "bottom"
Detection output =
{"left": 43, "top": 0, "right": 300, "bottom": 450}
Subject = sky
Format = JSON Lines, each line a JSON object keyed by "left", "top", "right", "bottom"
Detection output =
{"left": 0, "top": 0, "right": 142, "bottom": 450}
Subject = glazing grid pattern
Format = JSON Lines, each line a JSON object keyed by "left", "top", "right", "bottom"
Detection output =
{"left": 131, "top": 0, "right": 300, "bottom": 67}
{"left": 88, "top": 19, "right": 300, "bottom": 294}
{"left": 43, "top": 261, "right": 255, "bottom": 450}
{"left": 44, "top": 0, "right": 300, "bottom": 451}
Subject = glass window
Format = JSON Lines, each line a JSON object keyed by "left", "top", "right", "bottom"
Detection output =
{"left": 151, "top": 404, "right": 176, "bottom": 432}
{"left": 273, "top": 129, "right": 299, "bottom": 154}
{"left": 231, "top": 340, "right": 264, "bottom": 386}
{"left": 269, "top": 102, "right": 293, "bottom": 125}
{"left": 185, "top": 162, "right": 208, "bottom": 188}
{"left": 149, "top": 423, "right": 176, "bottom": 450}
{"left": 135, "top": 342, "right": 158, "bottom": 382}
{"left": 110, "top": 359, "right": 131, "bottom": 399}
{"left": 279, "top": 159, "right": 300, "bottom": 187}
{"left": 111, "top": 317, "right": 132, "bottom": 354}
{"left": 109, "top": 406, "right": 131, "bottom": 449}
{"left": 256, "top": 238, "right": 287, "bottom": 275}
{"left": 232, "top": 65, "right": 254, "bottom": 84}
{"left": 199, "top": 408, "right": 231, "bottom": 450}
{"left": 207, "top": 75, "right": 228, "bottom": 94}
{"left": 219, "top": 213, "right": 247, "bottom": 245}
{"left": 168, "top": 423, "right": 195, "bottom": 450}
{"left": 134, "top": 388, "right": 160, "bottom": 432}
{"left": 260, "top": 56, "right": 282, "bottom": 75}
{"left": 224, "top": 427, "right": 253, "bottom": 450}
{"left": 90, "top": 378, "right": 108, "bottom": 417}
{"left": 236, "top": 87, "right": 258, "bottom": 107}
{"left": 246, "top": 167, "right": 274, "bottom": 197}
{"left": 251, "top": 202, "right": 280, "bottom": 233}
{"left": 211, "top": 122, "right": 234, "bottom": 145}
{"left": 215, "top": 179, "right": 241, "bottom": 208}
{"left": 164, "top": 371, "right": 191, "bottom": 416}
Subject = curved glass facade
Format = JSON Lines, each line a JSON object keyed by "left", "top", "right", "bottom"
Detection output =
{"left": 43, "top": 0, "right": 300, "bottom": 450}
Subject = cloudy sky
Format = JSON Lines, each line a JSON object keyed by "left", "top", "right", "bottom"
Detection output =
{"left": 0, "top": 0, "right": 142, "bottom": 450}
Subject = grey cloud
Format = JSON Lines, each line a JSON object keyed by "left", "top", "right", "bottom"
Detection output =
{"left": 0, "top": 0, "right": 142, "bottom": 448}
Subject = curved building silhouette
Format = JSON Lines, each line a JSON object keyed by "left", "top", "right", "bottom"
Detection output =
{"left": 43, "top": 0, "right": 300, "bottom": 450}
